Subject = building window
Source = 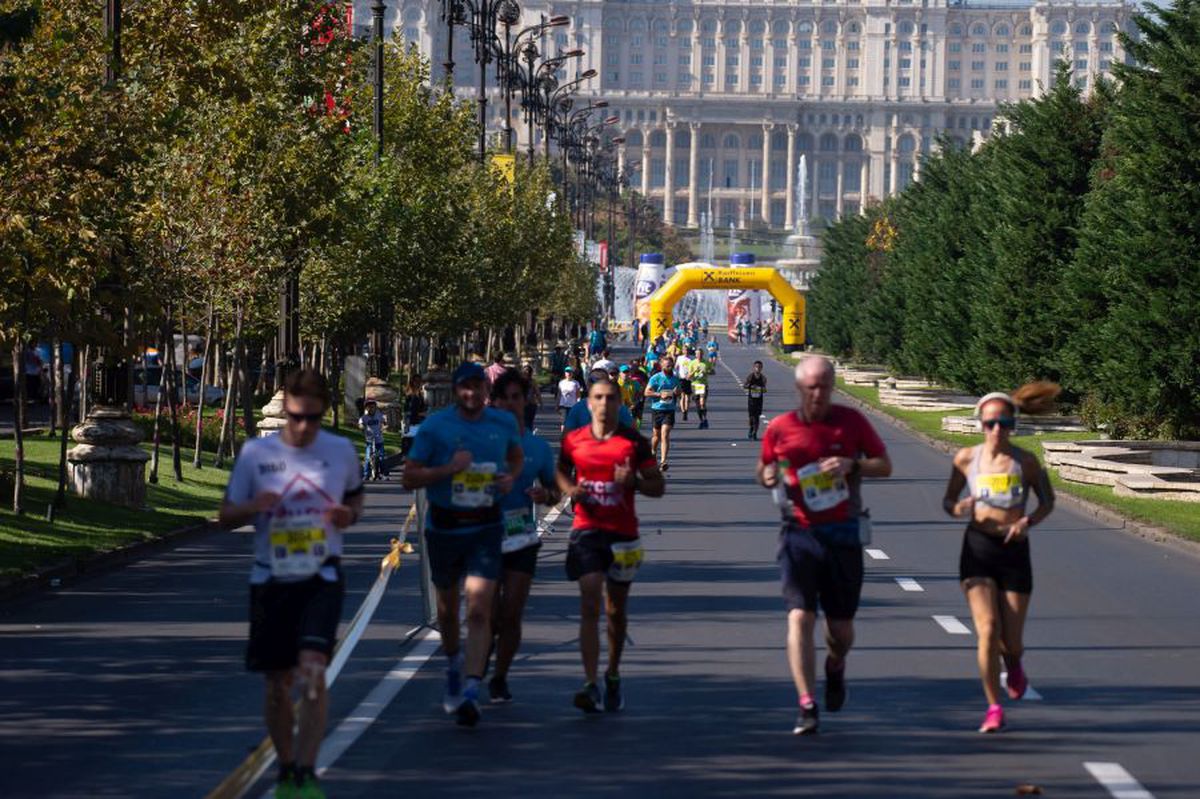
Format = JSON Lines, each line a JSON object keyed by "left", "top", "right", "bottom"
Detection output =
{"left": 772, "top": 38, "right": 787, "bottom": 49}
{"left": 630, "top": 72, "right": 643, "bottom": 85}
{"left": 948, "top": 77, "right": 961, "bottom": 88}
{"left": 1075, "top": 59, "right": 1088, "bottom": 70}
{"left": 1076, "top": 40, "right": 1089, "bottom": 53}
{"left": 1076, "top": 76, "right": 1087, "bottom": 88}
{"left": 1019, "top": 79, "right": 1032, "bottom": 89}
{"left": 679, "top": 54, "right": 692, "bottom": 66}
{"left": 899, "top": 58, "right": 912, "bottom": 69}
{"left": 1020, "top": 44, "right": 1033, "bottom": 54}
{"left": 631, "top": 53, "right": 642, "bottom": 65}
{"left": 847, "top": 76, "right": 859, "bottom": 86}
{"left": 703, "top": 54, "right": 715, "bottom": 67}
{"left": 972, "top": 43, "right": 987, "bottom": 53}
{"left": 995, "top": 79, "right": 1008, "bottom": 88}
{"left": 607, "top": 71, "right": 619, "bottom": 82}
{"left": 949, "top": 42, "right": 962, "bottom": 53}
{"left": 1100, "top": 59, "right": 1112, "bottom": 70}
{"left": 995, "top": 62, "right": 1008, "bottom": 71}
{"left": 656, "top": 71, "right": 668, "bottom": 83}
{"left": 822, "top": 75, "right": 835, "bottom": 86}
{"left": 1019, "top": 61, "right": 1031, "bottom": 71}
{"left": 798, "top": 57, "right": 811, "bottom": 68}
{"left": 822, "top": 40, "right": 835, "bottom": 51}
{"left": 899, "top": 41, "right": 913, "bottom": 52}
{"left": 971, "top": 78, "right": 984, "bottom": 89}
{"left": 774, "top": 74, "right": 787, "bottom": 85}
{"left": 727, "top": 72, "right": 738, "bottom": 84}
{"left": 703, "top": 72, "right": 715, "bottom": 84}
{"left": 752, "top": 38, "right": 764, "bottom": 49}
{"left": 775, "top": 56, "right": 788, "bottom": 68}
{"left": 631, "top": 35, "right": 642, "bottom": 47}
{"left": 607, "top": 53, "right": 619, "bottom": 66}
{"left": 1100, "top": 41, "right": 1113, "bottom": 53}
{"left": 702, "top": 37, "right": 716, "bottom": 48}
{"left": 726, "top": 54, "right": 739, "bottom": 66}
{"left": 1021, "top": 25, "right": 1032, "bottom": 36}
{"left": 996, "top": 44, "right": 1009, "bottom": 53}
{"left": 949, "top": 60, "right": 960, "bottom": 70}
{"left": 848, "top": 40, "right": 860, "bottom": 51}
{"left": 898, "top": 76, "right": 911, "bottom": 87}
{"left": 654, "top": 53, "right": 666, "bottom": 65}
{"left": 678, "top": 37, "right": 691, "bottom": 48}
{"left": 971, "top": 61, "right": 984, "bottom": 71}
{"left": 799, "top": 75, "right": 811, "bottom": 85}
{"left": 799, "top": 40, "right": 812, "bottom": 50}
{"left": 752, "top": 56, "right": 764, "bottom": 67}
{"left": 678, "top": 72, "right": 693, "bottom": 84}
{"left": 847, "top": 58, "right": 859, "bottom": 69}
{"left": 751, "top": 73, "right": 763, "bottom": 85}
{"left": 823, "top": 58, "right": 836, "bottom": 69}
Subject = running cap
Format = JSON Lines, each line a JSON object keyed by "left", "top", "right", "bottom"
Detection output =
{"left": 588, "top": 368, "right": 609, "bottom": 384}
{"left": 974, "top": 391, "right": 1018, "bottom": 417}
{"left": 452, "top": 362, "right": 487, "bottom": 385}
{"left": 620, "top": 364, "right": 630, "bottom": 372}
{"left": 564, "top": 365, "right": 574, "bottom": 372}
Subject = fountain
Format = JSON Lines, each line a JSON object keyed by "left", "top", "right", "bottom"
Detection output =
{"left": 778, "top": 154, "right": 823, "bottom": 291}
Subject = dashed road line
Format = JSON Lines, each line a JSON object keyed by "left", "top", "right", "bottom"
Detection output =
{"left": 1084, "top": 762, "right": 1155, "bottom": 799}
{"left": 895, "top": 577, "right": 924, "bottom": 592}
{"left": 865, "top": 548, "right": 890, "bottom": 560}
{"left": 932, "top": 615, "right": 972, "bottom": 635}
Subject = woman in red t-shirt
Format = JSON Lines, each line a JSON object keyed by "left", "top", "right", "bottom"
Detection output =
{"left": 557, "top": 377, "right": 664, "bottom": 715}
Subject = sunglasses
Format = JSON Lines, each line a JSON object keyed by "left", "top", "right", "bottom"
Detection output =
{"left": 286, "top": 411, "right": 325, "bottom": 423}
{"left": 981, "top": 417, "right": 1016, "bottom": 430}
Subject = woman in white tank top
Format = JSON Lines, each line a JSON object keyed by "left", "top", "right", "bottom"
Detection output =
{"left": 942, "top": 386, "right": 1057, "bottom": 734}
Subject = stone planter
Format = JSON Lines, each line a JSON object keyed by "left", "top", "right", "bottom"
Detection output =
{"left": 67, "top": 407, "right": 149, "bottom": 509}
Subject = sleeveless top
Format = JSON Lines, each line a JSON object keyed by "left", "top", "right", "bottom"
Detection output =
{"left": 745, "top": 373, "right": 766, "bottom": 400}
{"left": 966, "top": 445, "right": 1028, "bottom": 511}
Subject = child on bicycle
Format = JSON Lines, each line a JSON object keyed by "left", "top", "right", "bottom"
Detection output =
{"left": 358, "top": 399, "right": 387, "bottom": 480}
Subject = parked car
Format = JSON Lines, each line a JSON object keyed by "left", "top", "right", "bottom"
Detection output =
{"left": 133, "top": 367, "right": 224, "bottom": 407}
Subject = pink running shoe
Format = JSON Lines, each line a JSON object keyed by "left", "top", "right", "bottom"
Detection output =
{"left": 1005, "top": 661, "right": 1028, "bottom": 700}
{"left": 979, "top": 704, "right": 1005, "bottom": 734}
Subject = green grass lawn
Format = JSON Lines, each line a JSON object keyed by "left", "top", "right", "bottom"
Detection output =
{"left": 832, "top": 377, "right": 1200, "bottom": 543}
{"left": 0, "top": 414, "right": 403, "bottom": 581}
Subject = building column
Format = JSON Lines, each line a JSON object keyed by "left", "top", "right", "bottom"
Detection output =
{"left": 913, "top": 150, "right": 921, "bottom": 182}
{"left": 889, "top": 151, "right": 899, "bottom": 196}
{"left": 618, "top": 144, "right": 627, "bottom": 183}
{"left": 860, "top": 158, "right": 869, "bottom": 207}
{"left": 687, "top": 122, "right": 700, "bottom": 227}
{"left": 760, "top": 122, "right": 773, "bottom": 223}
{"left": 784, "top": 123, "right": 797, "bottom": 229}
{"left": 664, "top": 121, "right": 676, "bottom": 225}
{"left": 835, "top": 159, "right": 845, "bottom": 218}
{"left": 641, "top": 128, "right": 651, "bottom": 197}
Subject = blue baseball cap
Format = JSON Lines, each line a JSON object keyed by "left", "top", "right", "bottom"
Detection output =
{"left": 620, "top": 364, "right": 630, "bottom": 372}
{"left": 452, "top": 362, "right": 487, "bottom": 385}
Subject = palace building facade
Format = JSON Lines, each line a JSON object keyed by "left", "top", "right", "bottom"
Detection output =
{"left": 359, "top": 0, "right": 1135, "bottom": 229}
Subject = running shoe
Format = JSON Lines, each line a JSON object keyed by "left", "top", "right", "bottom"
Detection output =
{"left": 824, "top": 656, "right": 847, "bottom": 712}
{"left": 604, "top": 674, "right": 624, "bottom": 712}
{"left": 793, "top": 702, "right": 820, "bottom": 735}
{"left": 488, "top": 676, "right": 513, "bottom": 704}
{"left": 274, "top": 775, "right": 299, "bottom": 799}
{"left": 295, "top": 774, "right": 326, "bottom": 799}
{"left": 1005, "top": 661, "right": 1028, "bottom": 701}
{"left": 699, "top": 420, "right": 709, "bottom": 429}
{"left": 573, "top": 682, "right": 603, "bottom": 714}
{"left": 659, "top": 460, "right": 670, "bottom": 473}
{"left": 978, "top": 703, "right": 1005, "bottom": 733}
{"left": 456, "top": 697, "right": 481, "bottom": 727}
{"left": 442, "top": 659, "right": 463, "bottom": 715}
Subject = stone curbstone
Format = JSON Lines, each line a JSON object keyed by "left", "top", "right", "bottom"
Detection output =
{"left": 0, "top": 517, "right": 215, "bottom": 604}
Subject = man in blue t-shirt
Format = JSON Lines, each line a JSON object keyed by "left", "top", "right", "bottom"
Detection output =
{"left": 487, "top": 370, "right": 561, "bottom": 703}
{"left": 404, "top": 362, "right": 523, "bottom": 728}
{"left": 564, "top": 368, "right": 635, "bottom": 432}
{"left": 646, "top": 356, "right": 681, "bottom": 471}
{"left": 587, "top": 326, "right": 607, "bottom": 360}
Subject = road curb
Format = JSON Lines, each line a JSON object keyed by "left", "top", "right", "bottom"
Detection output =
{"left": 833, "top": 388, "right": 1200, "bottom": 561}
{"left": 0, "top": 518, "right": 216, "bottom": 604}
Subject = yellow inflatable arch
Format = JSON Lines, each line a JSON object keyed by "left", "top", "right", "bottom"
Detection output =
{"left": 647, "top": 263, "right": 807, "bottom": 351}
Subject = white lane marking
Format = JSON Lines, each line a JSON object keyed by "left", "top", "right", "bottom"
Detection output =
{"left": 865, "top": 548, "right": 890, "bottom": 560}
{"left": 895, "top": 577, "right": 924, "bottom": 592}
{"left": 1084, "top": 762, "right": 1155, "bottom": 799}
{"left": 264, "top": 631, "right": 441, "bottom": 797}
{"left": 1001, "top": 671, "right": 1043, "bottom": 701}
{"left": 933, "top": 615, "right": 972, "bottom": 635}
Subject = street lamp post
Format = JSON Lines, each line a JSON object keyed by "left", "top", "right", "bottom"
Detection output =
{"left": 372, "top": 0, "right": 386, "bottom": 167}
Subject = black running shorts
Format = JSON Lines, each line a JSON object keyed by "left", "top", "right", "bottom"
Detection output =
{"left": 777, "top": 523, "right": 863, "bottom": 619}
{"left": 502, "top": 541, "right": 540, "bottom": 577}
{"left": 425, "top": 524, "right": 504, "bottom": 588}
{"left": 959, "top": 525, "right": 1033, "bottom": 593}
{"left": 652, "top": 410, "right": 676, "bottom": 429}
{"left": 246, "top": 568, "right": 345, "bottom": 672}
{"left": 565, "top": 529, "right": 638, "bottom": 582}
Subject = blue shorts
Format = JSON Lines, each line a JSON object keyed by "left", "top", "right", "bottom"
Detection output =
{"left": 425, "top": 525, "right": 503, "bottom": 588}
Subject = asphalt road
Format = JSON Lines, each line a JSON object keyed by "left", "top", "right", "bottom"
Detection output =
{"left": 2, "top": 342, "right": 1198, "bottom": 798}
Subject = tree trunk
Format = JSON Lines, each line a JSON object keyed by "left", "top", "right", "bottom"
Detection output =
{"left": 255, "top": 345, "right": 270, "bottom": 397}
{"left": 148, "top": 328, "right": 169, "bottom": 484}
{"left": 193, "top": 299, "right": 214, "bottom": 468}
{"left": 212, "top": 318, "right": 224, "bottom": 392}
{"left": 11, "top": 343, "right": 25, "bottom": 514}
{"left": 53, "top": 340, "right": 71, "bottom": 511}
{"left": 46, "top": 339, "right": 56, "bottom": 438}
{"left": 238, "top": 309, "right": 254, "bottom": 453}
{"left": 164, "top": 316, "right": 184, "bottom": 481}
{"left": 331, "top": 343, "right": 342, "bottom": 431}
{"left": 214, "top": 304, "right": 243, "bottom": 467}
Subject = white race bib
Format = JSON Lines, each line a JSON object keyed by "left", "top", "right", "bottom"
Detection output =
{"left": 795, "top": 462, "right": 851, "bottom": 512}
{"left": 451, "top": 462, "right": 498, "bottom": 509}
{"left": 268, "top": 516, "right": 329, "bottom": 579}
{"left": 608, "top": 539, "right": 645, "bottom": 583}
{"left": 693, "top": 383, "right": 707, "bottom": 396}
{"left": 501, "top": 507, "right": 539, "bottom": 553}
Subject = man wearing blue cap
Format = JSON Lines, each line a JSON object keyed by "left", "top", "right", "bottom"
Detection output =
{"left": 404, "top": 361, "right": 524, "bottom": 727}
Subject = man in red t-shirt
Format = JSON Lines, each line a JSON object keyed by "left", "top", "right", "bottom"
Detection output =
{"left": 557, "top": 377, "right": 665, "bottom": 715}
{"left": 757, "top": 356, "right": 892, "bottom": 736}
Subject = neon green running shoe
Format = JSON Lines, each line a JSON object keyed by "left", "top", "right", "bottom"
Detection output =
{"left": 295, "top": 774, "right": 326, "bottom": 799}
{"left": 273, "top": 777, "right": 299, "bottom": 799}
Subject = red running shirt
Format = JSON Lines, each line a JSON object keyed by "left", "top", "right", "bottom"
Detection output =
{"left": 759, "top": 405, "right": 887, "bottom": 526}
{"left": 560, "top": 426, "right": 656, "bottom": 538}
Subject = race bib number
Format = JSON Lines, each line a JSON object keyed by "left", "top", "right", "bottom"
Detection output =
{"left": 268, "top": 520, "right": 329, "bottom": 579}
{"left": 501, "top": 507, "right": 539, "bottom": 553}
{"left": 694, "top": 383, "right": 707, "bottom": 396}
{"left": 748, "top": 386, "right": 764, "bottom": 399}
{"left": 976, "top": 473, "right": 1021, "bottom": 500}
{"left": 451, "top": 462, "right": 497, "bottom": 509}
{"left": 608, "top": 539, "right": 645, "bottom": 583}
{"left": 796, "top": 462, "right": 851, "bottom": 512}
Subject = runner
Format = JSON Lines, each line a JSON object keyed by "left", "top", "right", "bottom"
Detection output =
{"left": 592, "top": 348, "right": 618, "bottom": 374}
{"left": 557, "top": 376, "right": 665, "bottom": 714}
{"left": 689, "top": 354, "right": 713, "bottom": 430}
{"left": 705, "top": 336, "right": 720, "bottom": 364}
{"left": 564, "top": 368, "right": 635, "bottom": 432}
{"left": 484, "top": 353, "right": 508, "bottom": 387}
{"left": 586, "top": 325, "right": 607, "bottom": 361}
{"left": 219, "top": 369, "right": 364, "bottom": 798}
{"left": 557, "top": 366, "right": 582, "bottom": 431}
{"left": 487, "top": 370, "right": 561, "bottom": 703}
{"left": 646, "top": 356, "right": 680, "bottom": 471}
{"left": 745, "top": 360, "right": 767, "bottom": 440}
{"left": 942, "top": 384, "right": 1057, "bottom": 733}
{"left": 628, "top": 358, "right": 649, "bottom": 430}
{"left": 757, "top": 356, "right": 892, "bottom": 735}
{"left": 520, "top": 364, "right": 540, "bottom": 432}
{"left": 403, "top": 362, "right": 524, "bottom": 727}
{"left": 676, "top": 348, "right": 694, "bottom": 422}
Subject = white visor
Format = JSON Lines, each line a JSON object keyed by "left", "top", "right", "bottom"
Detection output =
{"left": 974, "top": 391, "right": 1018, "bottom": 418}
